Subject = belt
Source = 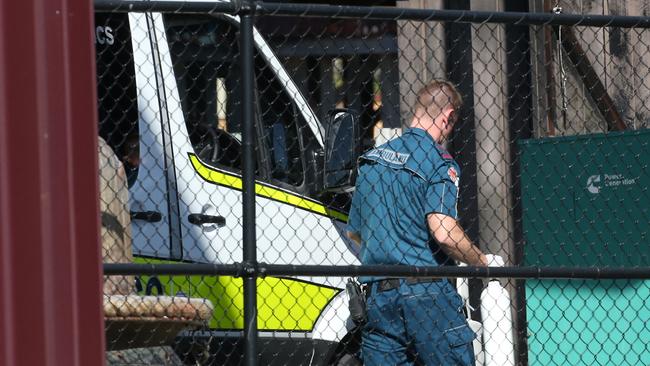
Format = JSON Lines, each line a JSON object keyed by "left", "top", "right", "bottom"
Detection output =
{"left": 367, "top": 277, "right": 445, "bottom": 296}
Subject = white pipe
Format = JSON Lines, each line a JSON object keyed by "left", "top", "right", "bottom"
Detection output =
{"left": 481, "top": 280, "right": 515, "bottom": 366}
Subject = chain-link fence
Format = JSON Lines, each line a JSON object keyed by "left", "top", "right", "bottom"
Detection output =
{"left": 95, "top": 1, "right": 650, "bottom": 365}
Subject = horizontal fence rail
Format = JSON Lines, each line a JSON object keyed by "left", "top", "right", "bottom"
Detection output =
{"left": 94, "top": 0, "right": 650, "bottom": 27}
{"left": 104, "top": 263, "right": 650, "bottom": 279}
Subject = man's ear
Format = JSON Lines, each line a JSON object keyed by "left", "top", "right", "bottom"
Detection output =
{"left": 440, "top": 107, "right": 454, "bottom": 127}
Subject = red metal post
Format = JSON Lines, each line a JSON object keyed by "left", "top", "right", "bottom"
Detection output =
{"left": 0, "top": 0, "right": 105, "bottom": 365}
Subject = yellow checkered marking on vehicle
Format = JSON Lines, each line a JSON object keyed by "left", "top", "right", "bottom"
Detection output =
{"left": 134, "top": 258, "right": 339, "bottom": 331}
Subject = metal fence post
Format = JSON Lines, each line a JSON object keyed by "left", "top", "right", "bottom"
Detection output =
{"left": 240, "top": 1, "right": 258, "bottom": 365}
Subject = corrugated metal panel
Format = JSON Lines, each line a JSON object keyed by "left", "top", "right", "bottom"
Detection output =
{"left": 0, "top": 0, "right": 105, "bottom": 365}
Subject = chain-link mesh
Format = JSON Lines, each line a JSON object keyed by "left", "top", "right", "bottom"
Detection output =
{"left": 96, "top": 3, "right": 649, "bottom": 365}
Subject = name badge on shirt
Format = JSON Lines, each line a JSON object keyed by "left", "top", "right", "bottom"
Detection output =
{"left": 365, "top": 148, "right": 410, "bottom": 167}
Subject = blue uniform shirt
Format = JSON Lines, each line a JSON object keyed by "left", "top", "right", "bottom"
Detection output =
{"left": 347, "top": 128, "right": 461, "bottom": 282}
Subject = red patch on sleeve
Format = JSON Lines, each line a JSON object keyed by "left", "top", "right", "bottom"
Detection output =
{"left": 447, "top": 167, "right": 458, "bottom": 183}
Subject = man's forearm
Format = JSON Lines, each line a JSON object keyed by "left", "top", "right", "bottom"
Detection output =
{"left": 428, "top": 213, "right": 487, "bottom": 266}
{"left": 439, "top": 224, "right": 487, "bottom": 266}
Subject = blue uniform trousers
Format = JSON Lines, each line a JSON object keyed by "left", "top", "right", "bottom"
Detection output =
{"left": 361, "top": 279, "right": 476, "bottom": 366}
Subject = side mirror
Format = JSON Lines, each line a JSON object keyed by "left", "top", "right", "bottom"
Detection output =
{"left": 323, "top": 109, "right": 360, "bottom": 191}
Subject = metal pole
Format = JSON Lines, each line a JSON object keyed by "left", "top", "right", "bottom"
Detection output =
{"left": 257, "top": 2, "right": 650, "bottom": 28}
{"left": 93, "top": 0, "right": 237, "bottom": 13}
{"left": 504, "top": 1, "right": 534, "bottom": 363}
{"left": 92, "top": 0, "right": 650, "bottom": 28}
{"left": 103, "top": 263, "right": 650, "bottom": 280}
{"left": 240, "top": 1, "right": 258, "bottom": 365}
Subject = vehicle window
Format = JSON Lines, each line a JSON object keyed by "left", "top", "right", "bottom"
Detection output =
{"left": 165, "top": 15, "right": 306, "bottom": 186}
{"left": 256, "top": 56, "right": 305, "bottom": 186}
{"left": 164, "top": 15, "right": 245, "bottom": 172}
{"left": 95, "top": 12, "right": 140, "bottom": 188}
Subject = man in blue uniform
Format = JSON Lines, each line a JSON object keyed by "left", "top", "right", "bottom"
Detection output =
{"left": 347, "top": 80, "right": 489, "bottom": 365}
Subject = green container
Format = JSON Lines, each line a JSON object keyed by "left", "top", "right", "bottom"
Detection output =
{"left": 519, "top": 129, "right": 650, "bottom": 365}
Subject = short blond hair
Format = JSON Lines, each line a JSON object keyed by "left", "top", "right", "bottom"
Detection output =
{"left": 414, "top": 79, "right": 463, "bottom": 119}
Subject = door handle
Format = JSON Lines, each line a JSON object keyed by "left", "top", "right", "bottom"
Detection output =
{"left": 188, "top": 213, "right": 226, "bottom": 227}
{"left": 130, "top": 211, "right": 162, "bottom": 222}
